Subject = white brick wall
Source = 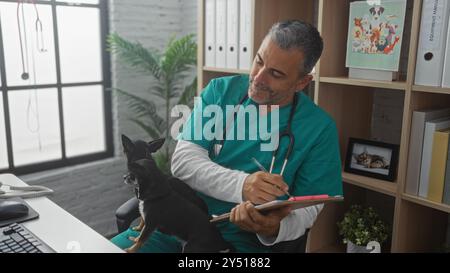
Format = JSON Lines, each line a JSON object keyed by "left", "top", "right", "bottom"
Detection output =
{"left": 110, "top": 0, "right": 198, "bottom": 154}
{"left": 111, "top": 0, "right": 195, "bottom": 153}
{"left": 181, "top": 0, "right": 198, "bottom": 36}
{"left": 20, "top": 0, "right": 198, "bottom": 238}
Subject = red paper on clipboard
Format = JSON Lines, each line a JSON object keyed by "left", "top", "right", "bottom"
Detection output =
{"left": 210, "top": 195, "right": 344, "bottom": 224}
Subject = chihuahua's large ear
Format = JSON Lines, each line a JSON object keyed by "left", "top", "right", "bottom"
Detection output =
{"left": 369, "top": 7, "right": 375, "bottom": 15}
{"left": 147, "top": 138, "right": 165, "bottom": 153}
{"left": 122, "top": 134, "right": 135, "bottom": 153}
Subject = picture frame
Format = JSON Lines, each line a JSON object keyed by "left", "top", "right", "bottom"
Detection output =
{"left": 344, "top": 138, "right": 399, "bottom": 182}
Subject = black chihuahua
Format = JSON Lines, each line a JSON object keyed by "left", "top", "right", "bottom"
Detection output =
{"left": 122, "top": 135, "right": 209, "bottom": 223}
{"left": 121, "top": 135, "right": 233, "bottom": 253}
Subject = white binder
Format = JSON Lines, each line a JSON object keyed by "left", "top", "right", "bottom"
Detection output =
{"left": 415, "top": 0, "right": 450, "bottom": 87}
{"left": 443, "top": 15, "right": 450, "bottom": 88}
{"left": 204, "top": 0, "right": 216, "bottom": 68}
{"left": 239, "top": 0, "right": 253, "bottom": 70}
{"left": 215, "top": 0, "right": 227, "bottom": 68}
{"left": 226, "top": 0, "right": 239, "bottom": 69}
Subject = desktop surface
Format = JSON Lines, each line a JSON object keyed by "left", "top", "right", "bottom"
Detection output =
{"left": 0, "top": 173, "right": 124, "bottom": 253}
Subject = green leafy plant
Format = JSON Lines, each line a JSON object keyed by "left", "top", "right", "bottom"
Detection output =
{"left": 108, "top": 33, "right": 197, "bottom": 173}
{"left": 337, "top": 205, "right": 389, "bottom": 246}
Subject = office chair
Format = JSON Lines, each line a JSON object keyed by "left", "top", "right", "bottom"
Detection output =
{"left": 115, "top": 197, "right": 309, "bottom": 253}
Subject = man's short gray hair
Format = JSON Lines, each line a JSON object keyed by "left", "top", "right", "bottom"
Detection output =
{"left": 267, "top": 20, "right": 323, "bottom": 76}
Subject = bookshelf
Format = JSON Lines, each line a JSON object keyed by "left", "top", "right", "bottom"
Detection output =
{"left": 197, "top": 0, "right": 450, "bottom": 252}
{"left": 342, "top": 171, "right": 397, "bottom": 197}
{"left": 320, "top": 76, "right": 407, "bottom": 90}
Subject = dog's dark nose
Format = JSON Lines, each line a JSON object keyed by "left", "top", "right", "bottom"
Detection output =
{"left": 123, "top": 173, "right": 132, "bottom": 184}
{"left": 123, "top": 173, "right": 137, "bottom": 185}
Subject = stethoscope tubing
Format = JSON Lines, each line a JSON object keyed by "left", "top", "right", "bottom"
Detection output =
{"left": 220, "top": 92, "right": 299, "bottom": 176}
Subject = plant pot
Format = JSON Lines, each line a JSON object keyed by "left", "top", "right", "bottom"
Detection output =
{"left": 346, "top": 241, "right": 373, "bottom": 253}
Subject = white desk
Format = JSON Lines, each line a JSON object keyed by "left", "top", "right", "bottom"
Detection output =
{"left": 0, "top": 173, "right": 124, "bottom": 253}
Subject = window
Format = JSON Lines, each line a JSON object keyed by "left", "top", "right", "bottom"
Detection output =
{"left": 0, "top": 0, "right": 112, "bottom": 174}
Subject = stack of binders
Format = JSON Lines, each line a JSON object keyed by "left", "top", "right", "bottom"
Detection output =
{"left": 204, "top": 0, "right": 253, "bottom": 70}
{"left": 406, "top": 108, "right": 450, "bottom": 205}
{"left": 415, "top": 0, "right": 450, "bottom": 88}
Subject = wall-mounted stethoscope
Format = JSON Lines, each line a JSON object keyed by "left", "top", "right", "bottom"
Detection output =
{"left": 17, "top": 0, "right": 47, "bottom": 81}
{"left": 217, "top": 92, "right": 299, "bottom": 177}
{"left": 16, "top": 0, "right": 48, "bottom": 151}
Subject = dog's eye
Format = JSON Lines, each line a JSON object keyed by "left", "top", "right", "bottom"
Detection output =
{"left": 129, "top": 174, "right": 135, "bottom": 180}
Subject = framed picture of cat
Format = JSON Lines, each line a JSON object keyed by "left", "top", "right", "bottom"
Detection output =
{"left": 344, "top": 138, "right": 399, "bottom": 182}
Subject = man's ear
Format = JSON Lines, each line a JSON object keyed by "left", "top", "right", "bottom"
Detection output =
{"left": 122, "top": 134, "right": 135, "bottom": 153}
{"left": 295, "top": 74, "right": 313, "bottom": 92}
{"left": 147, "top": 138, "right": 165, "bottom": 153}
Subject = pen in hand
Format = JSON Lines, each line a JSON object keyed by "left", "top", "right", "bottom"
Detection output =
{"left": 251, "top": 157, "right": 293, "bottom": 198}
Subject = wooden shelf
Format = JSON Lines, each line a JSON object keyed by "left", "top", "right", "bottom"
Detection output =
{"left": 320, "top": 76, "right": 407, "bottom": 90}
{"left": 203, "top": 67, "right": 318, "bottom": 82}
{"left": 412, "top": 85, "right": 450, "bottom": 95}
{"left": 342, "top": 172, "right": 397, "bottom": 197}
{"left": 203, "top": 66, "right": 250, "bottom": 75}
{"left": 402, "top": 194, "right": 450, "bottom": 214}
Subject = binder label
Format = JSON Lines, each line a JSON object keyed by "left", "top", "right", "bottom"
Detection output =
{"left": 420, "top": 0, "right": 446, "bottom": 50}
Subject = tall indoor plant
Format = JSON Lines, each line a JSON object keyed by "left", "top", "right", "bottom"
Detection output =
{"left": 108, "top": 33, "right": 197, "bottom": 173}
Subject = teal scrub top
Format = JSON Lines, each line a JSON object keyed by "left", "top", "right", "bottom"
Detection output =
{"left": 179, "top": 75, "right": 343, "bottom": 252}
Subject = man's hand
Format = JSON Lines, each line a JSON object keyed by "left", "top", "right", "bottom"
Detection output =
{"left": 230, "top": 201, "right": 292, "bottom": 237}
{"left": 242, "top": 171, "right": 289, "bottom": 204}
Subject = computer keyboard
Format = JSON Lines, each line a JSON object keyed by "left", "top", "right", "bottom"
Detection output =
{"left": 0, "top": 223, "right": 55, "bottom": 253}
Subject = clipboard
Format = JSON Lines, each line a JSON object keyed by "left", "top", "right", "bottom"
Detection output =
{"left": 210, "top": 195, "right": 344, "bottom": 224}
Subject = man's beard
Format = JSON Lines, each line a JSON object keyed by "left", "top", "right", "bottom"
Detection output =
{"left": 248, "top": 78, "right": 276, "bottom": 103}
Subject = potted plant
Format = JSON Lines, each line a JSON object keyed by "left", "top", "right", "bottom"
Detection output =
{"left": 337, "top": 205, "right": 389, "bottom": 253}
{"left": 108, "top": 33, "right": 197, "bottom": 174}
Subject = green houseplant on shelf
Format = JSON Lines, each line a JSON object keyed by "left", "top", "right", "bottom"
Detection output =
{"left": 337, "top": 205, "right": 389, "bottom": 253}
{"left": 108, "top": 33, "right": 197, "bottom": 174}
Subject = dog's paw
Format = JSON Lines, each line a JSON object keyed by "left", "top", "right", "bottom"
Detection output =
{"left": 128, "top": 236, "right": 139, "bottom": 243}
{"left": 132, "top": 226, "right": 143, "bottom": 232}
{"left": 125, "top": 243, "right": 141, "bottom": 253}
{"left": 125, "top": 247, "right": 136, "bottom": 253}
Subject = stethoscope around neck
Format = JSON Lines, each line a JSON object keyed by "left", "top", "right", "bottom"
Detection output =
{"left": 217, "top": 92, "right": 299, "bottom": 176}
